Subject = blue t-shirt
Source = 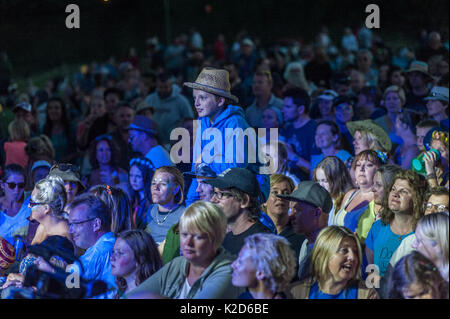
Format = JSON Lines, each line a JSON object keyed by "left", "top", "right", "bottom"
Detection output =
{"left": 309, "top": 281, "right": 358, "bottom": 299}
{"left": 282, "top": 119, "right": 318, "bottom": 162}
{"left": 365, "top": 219, "right": 414, "bottom": 277}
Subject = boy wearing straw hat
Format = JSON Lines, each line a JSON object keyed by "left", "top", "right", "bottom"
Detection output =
{"left": 183, "top": 67, "right": 266, "bottom": 206}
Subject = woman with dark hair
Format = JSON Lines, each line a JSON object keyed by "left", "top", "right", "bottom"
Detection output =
{"left": 0, "top": 164, "right": 30, "bottom": 246}
{"left": 111, "top": 229, "right": 162, "bottom": 298}
{"left": 313, "top": 156, "right": 354, "bottom": 226}
{"left": 365, "top": 170, "right": 426, "bottom": 278}
{"left": 388, "top": 251, "right": 448, "bottom": 299}
{"left": 394, "top": 109, "right": 421, "bottom": 169}
{"left": 87, "top": 134, "right": 128, "bottom": 188}
{"left": 90, "top": 185, "right": 132, "bottom": 236}
{"left": 42, "top": 97, "right": 78, "bottom": 163}
{"left": 128, "top": 157, "right": 154, "bottom": 230}
{"left": 264, "top": 141, "right": 301, "bottom": 186}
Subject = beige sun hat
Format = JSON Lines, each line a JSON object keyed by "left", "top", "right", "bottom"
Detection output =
{"left": 183, "top": 67, "right": 239, "bottom": 103}
{"left": 347, "top": 119, "right": 392, "bottom": 152}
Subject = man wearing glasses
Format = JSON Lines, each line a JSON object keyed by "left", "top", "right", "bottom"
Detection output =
{"left": 67, "top": 193, "right": 116, "bottom": 293}
{"left": 206, "top": 167, "right": 271, "bottom": 256}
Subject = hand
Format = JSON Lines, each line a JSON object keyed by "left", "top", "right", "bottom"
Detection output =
{"left": 423, "top": 150, "right": 437, "bottom": 175}
{"left": 285, "top": 143, "right": 297, "bottom": 161}
{"left": 2, "top": 273, "right": 24, "bottom": 289}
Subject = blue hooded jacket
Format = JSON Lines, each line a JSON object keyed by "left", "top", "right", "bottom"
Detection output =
{"left": 186, "top": 105, "right": 269, "bottom": 206}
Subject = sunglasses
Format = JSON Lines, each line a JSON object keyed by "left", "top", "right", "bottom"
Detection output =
{"left": 50, "top": 163, "right": 80, "bottom": 173}
{"left": 28, "top": 200, "right": 47, "bottom": 208}
{"left": 6, "top": 182, "right": 25, "bottom": 190}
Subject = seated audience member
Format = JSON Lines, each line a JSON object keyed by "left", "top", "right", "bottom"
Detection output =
{"left": 422, "top": 129, "right": 449, "bottom": 188}
{"left": 375, "top": 85, "right": 405, "bottom": 147}
{"left": 355, "top": 86, "right": 385, "bottom": 120}
{"left": 111, "top": 230, "right": 162, "bottom": 298}
{"left": 424, "top": 86, "right": 448, "bottom": 127}
{"left": 394, "top": 109, "right": 421, "bottom": 169}
{"left": 285, "top": 226, "right": 379, "bottom": 299}
{"left": 87, "top": 135, "right": 128, "bottom": 188}
{"left": 0, "top": 164, "right": 30, "bottom": 246}
{"left": 89, "top": 185, "right": 132, "bottom": 236}
{"left": 412, "top": 212, "right": 449, "bottom": 282}
{"left": 423, "top": 186, "right": 449, "bottom": 215}
{"left": 27, "top": 160, "right": 51, "bottom": 194}
{"left": 127, "top": 115, "right": 173, "bottom": 169}
{"left": 158, "top": 163, "right": 217, "bottom": 265}
{"left": 313, "top": 156, "right": 354, "bottom": 226}
{"left": 310, "top": 120, "right": 352, "bottom": 175}
{"left": 127, "top": 156, "right": 154, "bottom": 229}
{"left": 356, "top": 164, "right": 402, "bottom": 243}
{"left": 207, "top": 168, "right": 272, "bottom": 256}
{"left": 48, "top": 163, "right": 85, "bottom": 205}
{"left": 347, "top": 119, "right": 391, "bottom": 156}
{"left": 125, "top": 201, "right": 242, "bottom": 299}
{"left": 277, "top": 181, "right": 332, "bottom": 280}
{"left": 262, "top": 174, "right": 306, "bottom": 264}
{"left": 415, "top": 119, "right": 439, "bottom": 152}
{"left": 365, "top": 170, "right": 425, "bottom": 278}
{"left": 264, "top": 141, "right": 301, "bottom": 186}
{"left": 231, "top": 233, "right": 296, "bottom": 299}
{"left": 315, "top": 90, "right": 338, "bottom": 122}
{"left": 3, "top": 119, "right": 30, "bottom": 168}
{"left": 145, "top": 166, "right": 185, "bottom": 245}
{"left": 388, "top": 251, "right": 448, "bottom": 299}
{"left": 67, "top": 193, "right": 116, "bottom": 290}
{"left": 334, "top": 150, "right": 383, "bottom": 231}
{"left": 28, "top": 175, "right": 68, "bottom": 245}
{"left": 281, "top": 87, "right": 317, "bottom": 179}
{"left": 261, "top": 107, "right": 284, "bottom": 143}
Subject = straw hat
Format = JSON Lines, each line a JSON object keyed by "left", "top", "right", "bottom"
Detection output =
{"left": 183, "top": 67, "right": 239, "bottom": 103}
{"left": 347, "top": 119, "right": 392, "bottom": 152}
{"left": 405, "top": 61, "right": 434, "bottom": 80}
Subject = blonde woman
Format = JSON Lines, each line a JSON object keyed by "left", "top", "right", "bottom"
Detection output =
{"left": 286, "top": 226, "right": 379, "bottom": 299}
{"left": 412, "top": 212, "right": 449, "bottom": 282}
{"left": 283, "top": 62, "right": 310, "bottom": 93}
{"left": 125, "top": 201, "right": 242, "bottom": 299}
{"left": 4, "top": 119, "right": 30, "bottom": 167}
{"left": 231, "top": 233, "right": 296, "bottom": 299}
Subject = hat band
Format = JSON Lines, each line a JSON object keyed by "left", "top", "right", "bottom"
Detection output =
{"left": 192, "top": 82, "right": 231, "bottom": 97}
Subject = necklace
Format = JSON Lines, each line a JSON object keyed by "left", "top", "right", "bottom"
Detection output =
{"left": 153, "top": 205, "right": 178, "bottom": 225}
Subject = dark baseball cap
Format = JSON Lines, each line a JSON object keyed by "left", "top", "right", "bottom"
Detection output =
{"left": 183, "top": 163, "right": 216, "bottom": 179}
{"left": 126, "top": 115, "right": 158, "bottom": 136}
{"left": 205, "top": 167, "right": 260, "bottom": 198}
{"left": 277, "top": 181, "right": 333, "bottom": 214}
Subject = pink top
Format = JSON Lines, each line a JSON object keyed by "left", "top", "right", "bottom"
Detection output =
{"left": 4, "top": 141, "right": 29, "bottom": 168}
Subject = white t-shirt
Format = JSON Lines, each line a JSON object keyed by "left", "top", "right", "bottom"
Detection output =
{"left": 389, "top": 234, "right": 416, "bottom": 267}
{"left": 177, "top": 277, "right": 192, "bottom": 299}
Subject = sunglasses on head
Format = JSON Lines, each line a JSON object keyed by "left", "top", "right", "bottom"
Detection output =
{"left": 50, "top": 163, "right": 80, "bottom": 173}
{"left": 6, "top": 182, "right": 25, "bottom": 190}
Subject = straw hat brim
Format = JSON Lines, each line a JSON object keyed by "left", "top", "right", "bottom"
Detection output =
{"left": 404, "top": 68, "right": 434, "bottom": 79}
{"left": 347, "top": 120, "right": 392, "bottom": 152}
{"left": 184, "top": 82, "right": 239, "bottom": 104}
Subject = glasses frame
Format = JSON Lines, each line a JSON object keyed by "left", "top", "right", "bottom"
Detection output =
{"left": 6, "top": 182, "right": 26, "bottom": 190}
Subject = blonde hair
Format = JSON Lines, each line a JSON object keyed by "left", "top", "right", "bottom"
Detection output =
{"left": 32, "top": 175, "right": 67, "bottom": 220}
{"left": 416, "top": 212, "right": 449, "bottom": 280}
{"left": 357, "top": 129, "right": 387, "bottom": 152}
{"left": 311, "top": 226, "right": 363, "bottom": 285}
{"left": 283, "top": 62, "right": 309, "bottom": 92}
{"left": 383, "top": 85, "right": 406, "bottom": 105}
{"left": 179, "top": 201, "right": 227, "bottom": 251}
{"left": 154, "top": 166, "right": 185, "bottom": 204}
{"left": 244, "top": 233, "right": 296, "bottom": 293}
{"left": 8, "top": 119, "right": 30, "bottom": 142}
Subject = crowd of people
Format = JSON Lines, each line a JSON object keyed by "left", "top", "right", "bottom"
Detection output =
{"left": 0, "top": 25, "right": 449, "bottom": 299}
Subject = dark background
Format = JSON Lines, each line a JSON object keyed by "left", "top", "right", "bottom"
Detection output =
{"left": 1, "top": 0, "right": 449, "bottom": 78}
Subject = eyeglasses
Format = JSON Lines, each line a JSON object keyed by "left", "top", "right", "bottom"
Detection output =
{"left": 68, "top": 217, "right": 97, "bottom": 228}
{"left": 213, "top": 191, "right": 234, "bottom": 200}
{"left": 6, "top": 182, "right": 25, "bottom": 190}
{"left": 425, "top": 203, "right": 448, "bottom": 213}
{"left": 50, "top": 163, "right": 80, "bottom": 173}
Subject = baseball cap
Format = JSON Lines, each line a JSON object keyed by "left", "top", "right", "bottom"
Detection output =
{"left": 31, "top": 160, "right": 52, "bottom": 173}
{"left": 205, "top": 167, "right": 260, "bottom": 198}
{"left": 183, "top": 163, "right": 216, "bottom": 179}
{"left": 318, "top": 89, "right": 338, "bottom": 101}
{"left": 277, "top": 181, "right": 333, "bottom": 214}
{"left": 424, "top": 86, "right": 449, "bottom": 103}
{"left": 13, "top": 102, "right": 32, "bottom": 113}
